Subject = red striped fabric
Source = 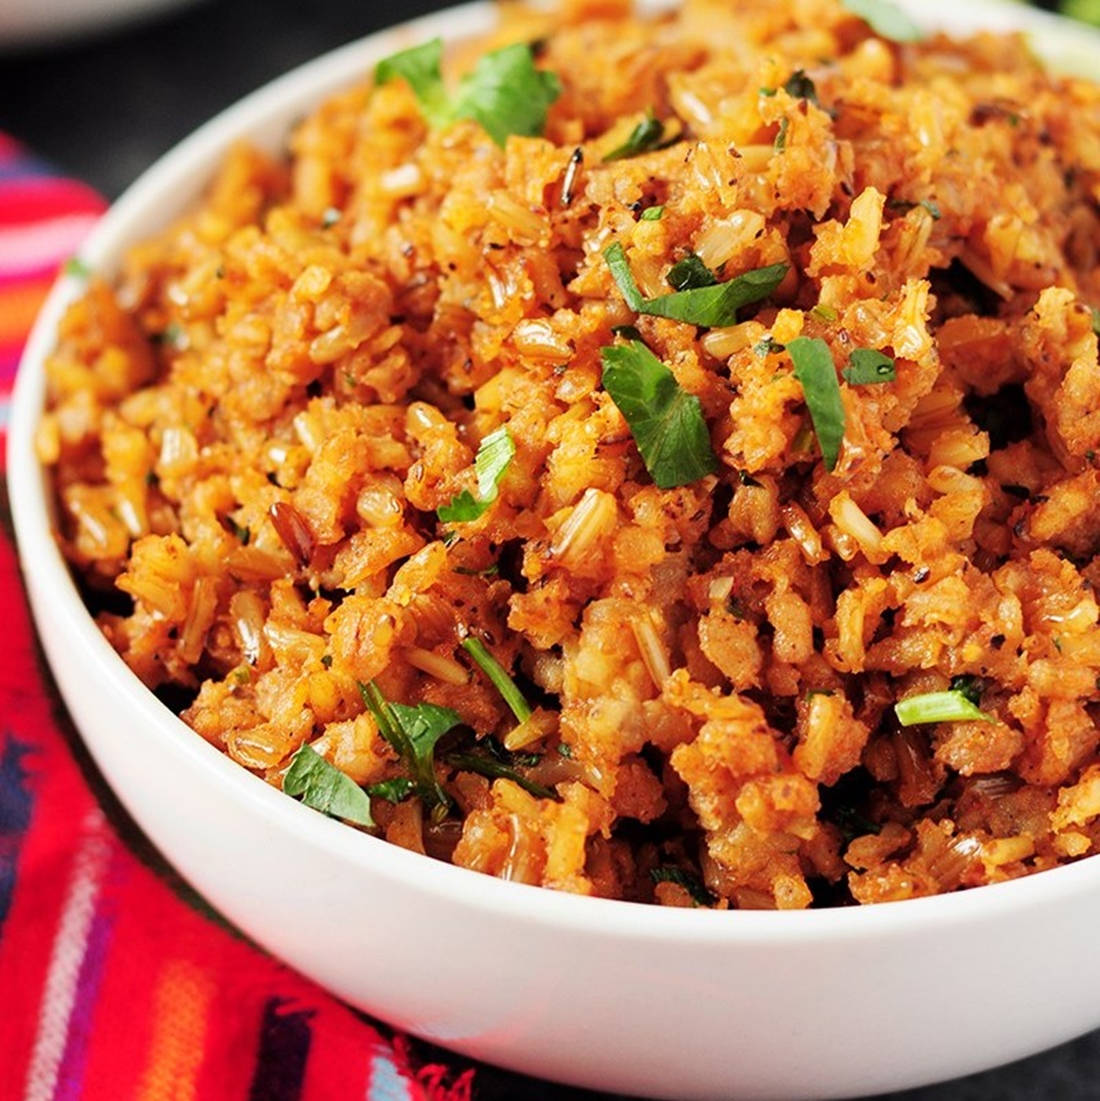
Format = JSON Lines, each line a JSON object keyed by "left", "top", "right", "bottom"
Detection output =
{"left": 0, "top": 138, "right": 496, "bottom": 1101}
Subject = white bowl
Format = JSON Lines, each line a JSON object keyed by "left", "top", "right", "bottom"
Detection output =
{"left": 9, "top": 3, "right": 1100, "bottom": 1098}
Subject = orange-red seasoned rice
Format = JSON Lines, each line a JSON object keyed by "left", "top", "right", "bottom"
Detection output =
{"left": 38, "top": 0, "right": 1100, "bottom": 908}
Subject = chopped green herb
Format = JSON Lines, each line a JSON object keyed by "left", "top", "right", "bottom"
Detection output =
{"left": 830, "top": 804, "right": 882, "bottom": 843}
{"left": 557, "top": 742, "right": 574, "bottom": 758}
{"left": 666, "top": 252, "right": 718, "bottom": 292}
{"left": 152, "top": 322, "right": 185, "bottom": 349}
{"left": 759, "top": 86, "right": 778, "bottom": 98}
{"left": 787, "top": 337, "right": 845, "bottom": 471}
{"left": 375, "top": 38, "right": 560, "bottom": 147}
{"left": 366, "top": 777, "right": 416, "bottom": 803}
{"left": 774, "top": 116, "right": 790, "bottom": 151}
{"left": 284, "top": 745, "right": 374, "bottom": 826}
{"left": 948, "top": 675, "right": 985, "bottom": 706}
{"left": 783, "top": 69, "right": 819, "bottom": 106}
{"left": 321, "top": 207, "right": 342, "bottom": 228}
{"left": 895, "top": 690, "right": 993, "bottom": 726}
{"left": 753, "top": 335, "right": 783, "bottom": 357}
{"left": 841, "top": 0, "right": 923, "bottom": 43}
{"left": 600, "top": 339, "right": 719, "bottom": 488}
{"left": 1091, "top": 306, "right": 1100, "bottom": 336}
{"left": 437, "top": 425, "right": 515, "bottom": 523}
{"left": 453, "top": 563, "right": 500, "bottom": 577}
{"left": 358, "top": 681, "right": 462, "bottom": 810}
{"left": 811, "top": 304, "right": 838, "bottom": 323}
{"left": 842, "top": 348, "right": 896, "bottom": 385}
{"left": 604, "top": 111, "right": 666, "bottom": 162}
{"left": 446, "top": 751, "right": 557, "bottom": 799}
{"left": 920, "top": 198, "right": 942, "bottom": 220}
{"left": 461, "top": 637, "right": 532, "bottom": 723}
{"left": 603, "top": 241, "right": 787, "bottom": 328}
{"left": 63, "top": 256, "right": 91, "bottom": 278}
{"left": 640, "top": 205, "right": 665, "bottom": 221}
{"left": 226, "top": 516, "right": 251, "bottom": 545}
{"left": 650, "top": 866, "right": 716, "bottom": 906}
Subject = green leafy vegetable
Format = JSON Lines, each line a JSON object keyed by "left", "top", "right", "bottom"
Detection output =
{"left": 366, "top": 777, "right": 416, "bottom": 803}
{"left": 600, "top": 339, "right": 719, "bottom": 488}
{"left": 603, "top": 241, "right": 787, "bottom": 328}
{"left": 811, "top": 304, "right": 838, "bottom": 322}
{"left": 283, "top": 745, "right": 374, "bottom": 826}
{"left": 841, "top": 0, "right": 923, "bottom": 43}
{"left": 783, "top": 70, "right": 819, "bottom": 105}
{"left": 375, "top": 38, "right": 560, "bottom": 147}
{"left": 461, "top": 637, "right": 532, "bottom": 723}
{"left": 437, "top": 425, "right": 515, "bottom": 523}
{"left": 604, "top": 111, "right": 666, "bottom": 161}
{"left": 666, "top": 253, "right": 718, "bottom": 291}
{"left": 650, "top": 866, "right": 716, "bottom": 906}
{"left": 895, "top": 690, "right": 993, "bottom": 726}
{"left": 920, "top": 198, "right": 942, "bottom": 220}
{"left": 640, "top": 205, "right": 665, "bottom": 221}
{"left": 842, "top": 348, "right": 897, "bottom": 385}
{"left": 358, "top": 681, "right": 462, "bottom": 809}
{"left": 787, "top": 337, "right": 846, "bottom": 471}
{"left": 754, "top": 335, "right": 783, "bottom": 357}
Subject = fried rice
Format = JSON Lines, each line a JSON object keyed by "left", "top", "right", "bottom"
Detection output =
{"left": 37, "top": 0, "right": 1100, "bottom": 908}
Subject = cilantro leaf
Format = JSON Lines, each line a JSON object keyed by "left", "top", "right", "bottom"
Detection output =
{"left": 446, "top": 750, "right": 557, "bottom": 799}
{"left": 666, "top": 253, "right": 718, "bottom": 291}
{"left": 358, "top": 681, "right": 462, "bottom": 810}
{"left": 374, "top": 39, "right": 452, "bottom": 125}
{"left": 604, "top": 111, "right": 666, "bottom": 162}
{"left": 650, "top": 865, "right": 717, "bottom": 906}
{"left": 841, "top": 0, "right": 923, "bottom": 43}
{"left": 948, "top": 674, "right": 985, "bottom": 707}
{"left": 604, "top": 241, "right": 787, "bottom": 328}
{"left": 783, "top": 70, "right": 819, "bottom": 106}
{"left": 640, "top": 205, "right": 665, "bottom": 221}
{"left": 451, "top": 43, "right": 562, "bottom": 146}
{"left": 842, "top": 348, "right": 896, "bottom": 385}
{"left": 600, "top": 339, "right": 719, "bottom": 488}
{"left": 366, "top": 778, "right": 416, "bottom": 803}
{"left": 283, "top": 745, "right": 374, "bottom": 826}
{"left": 461, "top": 637, "right": 532, "bottom": 723}
{"left": 375, "top": 39, "right": 560, "bottom": 148}
{"left": 437, "top": 425, "right": 515, "bottom": 523}
{"left": 788, "top": 336, "right": 845, "bottom": 471}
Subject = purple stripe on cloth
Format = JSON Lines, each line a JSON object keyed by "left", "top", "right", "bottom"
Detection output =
{"left": 0, "top": 735, "right": 35, "bottom": 935}
{"left": 50, "top": 848, "right": 121, "bottom": 1101}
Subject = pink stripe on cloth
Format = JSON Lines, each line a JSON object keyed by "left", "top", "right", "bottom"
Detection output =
{"left": 0, "top": 214, "right": 101, "bottom": 278}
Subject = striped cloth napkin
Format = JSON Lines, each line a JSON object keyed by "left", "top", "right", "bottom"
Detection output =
{"left": 0, "top": 136, "right": 550, "bottom": 1101}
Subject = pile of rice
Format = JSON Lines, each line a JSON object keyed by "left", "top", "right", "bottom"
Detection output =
{"left": 38, "top": 0, "right": 1100, "bottom": 908}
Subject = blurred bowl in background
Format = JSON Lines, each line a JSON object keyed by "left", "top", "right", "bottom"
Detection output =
{"left": 0, "top": 0, "right": 201, "bottom": 49}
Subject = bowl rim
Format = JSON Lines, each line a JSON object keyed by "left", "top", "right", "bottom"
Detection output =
{"left": 10, "top": 0, "right": 1100, "bottom": 946}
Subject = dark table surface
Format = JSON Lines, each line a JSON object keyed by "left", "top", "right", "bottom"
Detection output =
{"left": 2, "top": 1, "right": 1099, "bottom": 1098}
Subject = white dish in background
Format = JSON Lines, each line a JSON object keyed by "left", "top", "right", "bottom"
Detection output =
{"left": 9, "top": 2, "right": 1100, "bottom": 1098}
